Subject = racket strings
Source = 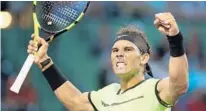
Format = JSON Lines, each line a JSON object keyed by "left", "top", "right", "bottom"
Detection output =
{"left": 48, "top": 2, "right": 79, "bottom": 21}
{"left": 44, "top": 13, "right": 69, "bottom": 27}
{"left": 35, "top": 1, "right": 88, "bottom": 33}
{"left": 63, "top": 7, "right": 79, "bottom": 20}
{"left": 41, "top": 2, "right": 71, "bottom": 27}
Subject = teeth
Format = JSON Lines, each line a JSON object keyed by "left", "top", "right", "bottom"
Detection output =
{"left": 116, "top": 63, "right": 125, "bottom": 67}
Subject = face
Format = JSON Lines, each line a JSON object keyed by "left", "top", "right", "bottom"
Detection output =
{"left": 111, "top": 40, "right": 146, "bottom": 77}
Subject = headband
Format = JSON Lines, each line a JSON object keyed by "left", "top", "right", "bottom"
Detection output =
{"left": 113, "top": 34, "right": 153, "bottom": 77}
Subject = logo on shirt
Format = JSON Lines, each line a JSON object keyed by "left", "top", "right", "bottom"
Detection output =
{"left": 101, "top": 95, "right": 144, "bottom": 107}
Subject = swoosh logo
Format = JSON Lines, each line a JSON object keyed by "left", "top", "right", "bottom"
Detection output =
{"left": 102, "top": 96, "right": 144, "bottom": 107}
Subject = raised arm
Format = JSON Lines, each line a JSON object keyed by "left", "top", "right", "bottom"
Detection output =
{"left": 27, "top": 35, "right": 94, "bottom": 111}
{"left": 154, "top": 12, "right": 189, "bottom": 105}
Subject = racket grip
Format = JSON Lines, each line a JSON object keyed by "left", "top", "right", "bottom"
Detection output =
{"left": 10, "top": 54, "right": 35, "bottom": 93}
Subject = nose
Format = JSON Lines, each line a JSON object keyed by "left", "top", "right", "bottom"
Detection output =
{"left": 116, "top": 50, "right": 124, "bottom": 58}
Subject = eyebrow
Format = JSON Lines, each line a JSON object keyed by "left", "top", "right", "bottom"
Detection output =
{"left": 112, "top": 47, "right": 118, "bottom": 50}
{"left": 124, "top": 46, "right": 134, "bottom": 49}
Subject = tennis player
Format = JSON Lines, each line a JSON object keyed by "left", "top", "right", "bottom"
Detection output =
{"left": 27, "top": 12, "right": 188, "bottom": 111}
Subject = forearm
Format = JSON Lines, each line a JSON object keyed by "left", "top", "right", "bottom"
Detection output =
{"left": 27, "top": 35, "right": 92, "bottom": 110}
{"left": 169, "top": 54, "right": 188, "bottom": 94}
{"left": 39, "top": 58, "right": 83, "bottom": 110}
{"left": 168, "top": 32, "right": 189, "bottom": 95}
{"left": 54, "top": 81, "right": 83, "bottom": 110}
{"left": 54, "top": 82, "right": 93, "bottom": 111}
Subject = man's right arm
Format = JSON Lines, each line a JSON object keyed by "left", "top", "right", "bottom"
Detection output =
{"left": 27, "top": 35, "right": 94, "bottom": 111}
{"left": 54, "top": 81, "right": 94, "bottom": 111}
{"left": 42, "top": 61, "right": 94, "bottom": 111}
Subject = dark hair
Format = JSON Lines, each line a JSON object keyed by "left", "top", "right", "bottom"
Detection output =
{"left": 116, "top": 25, "right": 152, "bottom": 55}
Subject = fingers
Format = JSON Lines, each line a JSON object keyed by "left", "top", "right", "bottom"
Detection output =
{"left": 155, "top": 12, "right": 173, "bottom": 28}
{"left": 155, "top": 12, "right": 172, "bottom": 22}
{"left": 28, "top": 40, "right": 37, "bottom": 50}
{"left": 31, "top": 34, "right": 39, "bottom": 47}
{"left": 160, "top": 19, "right": 171, "bottom": 29}
{"left": 28, "top": 44, "right": 38, "bottom": 51}
{"left": 27, "top": 41, "right": 38, "bottom": 54}
{"left": 30, "top": 34, "right": 48, "bottom": 47}
{"left": 28, "top": 34, "right": 49, "bottom": 64}
{"left": 154, "top": 19, "right": 160, "bottom": 28}
{"left": 158, "top": 26, "right": 166, "bottom": 34}
{"left": 29, "top": 40, "right": 36, "bottom": 47}
{"left": 31, "top": 34, "right": 35, "bottom": 39}
{"left": 27, "top": 47, "right": 35, "bottom": 54}
{"left": 28, "top": 34, "right": 48, "bottom": 54}
{"left": 154, "top": 19, "right": 171, "bottom": 30}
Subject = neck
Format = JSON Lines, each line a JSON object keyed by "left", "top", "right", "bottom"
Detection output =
{"left": 119, "top": 71, "right": 145, "bottom": 92}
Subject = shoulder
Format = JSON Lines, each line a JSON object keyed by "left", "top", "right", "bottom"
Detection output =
{"left": 88, "top": 83, "right": 120, "bottom": 110}
{"left": 133, "top": 78, "right": 161, "bottom": 95}
{"left": 144, "top": 78, "right": 160, "bottom": 87}
{"left": 155, "top": 78, "right": 174, "bottom": 108}
{"left": 99, "top": 83, "right": 120, "bottom": 94}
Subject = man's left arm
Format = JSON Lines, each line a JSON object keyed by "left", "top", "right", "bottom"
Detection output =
{"left": 154, "top": 12, "right": 189, "bottom": 105}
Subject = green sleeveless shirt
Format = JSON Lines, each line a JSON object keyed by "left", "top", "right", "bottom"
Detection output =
{"left": 88, "top": 78, "right": 172, "bottom": 111}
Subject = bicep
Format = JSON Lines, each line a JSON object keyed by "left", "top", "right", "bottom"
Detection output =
{"left": 157, "top": 56, "right": 188, "bottom": 105}
{"left": 62, "top": 92, "right": 94, "bottom": 111}
{"left": 54, "top": 82, "right": 94, "bottom": 111}
{"left": 79, "top": 91, "right": 102, "bottom": 111}
{"left": 77, "top": 92, "right": 95, "bottom": 111}
{"left": 157, "top": 78, "right": 178, "bottom": 105}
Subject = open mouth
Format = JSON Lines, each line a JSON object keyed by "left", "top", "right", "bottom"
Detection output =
{"left": 116, "top": 62, "right": 126, "bottom": 67}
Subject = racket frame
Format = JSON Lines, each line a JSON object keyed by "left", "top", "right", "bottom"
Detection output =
{"left": 10, "top": 1, "right": 90, "bottom": 93}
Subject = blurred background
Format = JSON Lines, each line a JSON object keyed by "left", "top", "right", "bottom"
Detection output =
{"left": 1, "top": 1, "right": 206, "bottom": 111}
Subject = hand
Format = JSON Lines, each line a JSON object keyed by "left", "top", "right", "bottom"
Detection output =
{"left": 27, "top": 34, "right": 49, "bottom": 64}
{"left": 154, "top": 12, "right": 179, "bottom": 36}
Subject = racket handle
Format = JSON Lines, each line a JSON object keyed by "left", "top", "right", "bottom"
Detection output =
{"left": 10, "top": 54, "right": 35, "bottom": 93}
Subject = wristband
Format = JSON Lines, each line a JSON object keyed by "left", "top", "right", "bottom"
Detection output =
{"left": 167, "top": 32, "right": 185, "bottom": 57}
{"left": 42, "top": 64, "right": 66, "bottom": 91}
{"left": 40, "top": 58, "right": 51, "bottom": 69}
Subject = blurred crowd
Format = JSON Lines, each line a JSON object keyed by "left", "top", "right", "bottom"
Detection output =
{"left": 1, "top": 1, "right": 206, "bottom": 111}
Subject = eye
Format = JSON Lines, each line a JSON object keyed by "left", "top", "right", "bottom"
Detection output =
{"left": 125, "top": 47, "right": 133, "bottom": 52}
{"left": 112, "top": 48, "right": 118, "bottom": 52}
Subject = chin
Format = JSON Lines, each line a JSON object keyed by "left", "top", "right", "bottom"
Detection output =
{"left": 114, "top": 69, "right": 137, "bottom": 78}
{"left": 115, "top": 70, "right": 129, "bottom": 75}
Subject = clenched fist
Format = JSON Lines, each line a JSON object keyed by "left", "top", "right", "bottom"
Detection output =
{"left": 154, "top": 12, "right": 179, "bottom": 36}
{"left": 27, "top": 34, "right": 49, "bottom": 64}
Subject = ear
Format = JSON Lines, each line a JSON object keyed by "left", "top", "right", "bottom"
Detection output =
{"left": 140, "top": 53, "right": 150, "bottom": 65}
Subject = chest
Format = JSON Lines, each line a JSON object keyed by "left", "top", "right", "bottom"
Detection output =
{"left": 100, "top": 88, "right": 154, "bottom": 111}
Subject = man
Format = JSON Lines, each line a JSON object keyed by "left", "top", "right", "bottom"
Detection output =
{"left": 27, "top": 12, "right": 188, "bottom": 111}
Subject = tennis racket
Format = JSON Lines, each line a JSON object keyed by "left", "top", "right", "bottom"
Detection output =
{"left": 10, "top": 1, "right": 90, "bottom": 93}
